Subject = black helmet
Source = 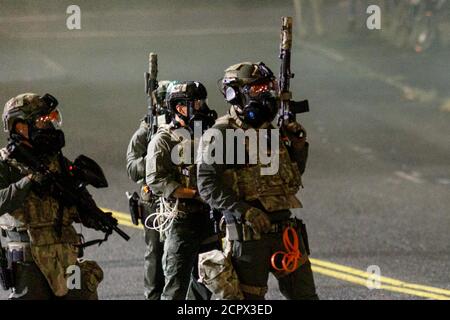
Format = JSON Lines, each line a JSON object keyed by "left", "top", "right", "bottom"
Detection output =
{"left": 166, "top": 81, "right": 207, "bottom": 109}
{"left": 166, "top": 81, "right": 216, "bottom": 132}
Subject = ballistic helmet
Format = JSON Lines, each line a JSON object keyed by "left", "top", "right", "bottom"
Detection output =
{"left": 166, "top": 81, "right": 207, "bottom": 112}
{"left": 165, "top": 81, "right": 216, "bottom": 132}
{"left": 2, "top": 93, "right": 61, "bottom": 133}
{"left": 222, "top": 62, "right": 275, "bottom": 87}
{"left": 221, "top": 62, "right": 279, "bottom": 128}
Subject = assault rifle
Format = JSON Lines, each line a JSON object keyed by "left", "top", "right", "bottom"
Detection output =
{"left": 145, "top": 52, "right": 159, "bottom": 139}
{"left": 278, "top": 17, "right": 310, "bottom": 133}
{"left": 7, "top": 141, "right": 130, "bottom": 244}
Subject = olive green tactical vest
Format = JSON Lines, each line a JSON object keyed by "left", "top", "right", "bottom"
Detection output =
{"left": 160, "top": 125, "right": 198, "bottom": 190}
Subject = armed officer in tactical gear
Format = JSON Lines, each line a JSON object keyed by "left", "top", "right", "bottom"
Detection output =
{"left": 197, "top": 62, "right": 319, "bottom": 300}
{"left": 0, "top": 93, "right": 105, "bottom": 299}
{"left": 126, "top": 80, "right": 174, "bottom": 300}
{"left": 145, "top": 81, "right": 218, "bottom": 300}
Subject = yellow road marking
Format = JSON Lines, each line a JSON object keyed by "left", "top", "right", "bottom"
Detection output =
{"left": 106, "top": 208, "right": 450, "bottom": 300}
{"left": 312, "top": 266, "right": 449, "bottom": 300}
{"left": 106, "top": 210, "right": 141, "bottom": 230}
{"left": 310, "top": 258, "right": 450, "bottom": 297}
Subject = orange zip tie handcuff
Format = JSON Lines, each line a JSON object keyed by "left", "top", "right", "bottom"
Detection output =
{"left": 270, "top": 227, "right": 302, "bottom": 274}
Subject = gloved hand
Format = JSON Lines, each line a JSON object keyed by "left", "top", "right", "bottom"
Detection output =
{"left": 284, "top": 121, "right": 307, "bottom": 149}
{"left": 29, "top": 172, "right": 50, "bottom": 185}
{"left": 29, "top": 172, "right": 53, "bottom": 194}
{"left": 244, "top": 207, "right": 271, "bottom": 234}
{"left": 101, "top": 211, "right": 117, "bottom": 224}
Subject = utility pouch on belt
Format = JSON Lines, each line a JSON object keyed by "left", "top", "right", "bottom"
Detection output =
{"left": 127, "top": 186, "right": 157, "bottom": 226}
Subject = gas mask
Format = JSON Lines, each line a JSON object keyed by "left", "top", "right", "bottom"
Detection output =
{"left": 234, "top": 81, "right": 279, "bottom": 128}
{"left": 28, "top": 109, "right": 65, "bottom": 154}
{"left": 173, "top": 99, "right": 217, "bottom": 134}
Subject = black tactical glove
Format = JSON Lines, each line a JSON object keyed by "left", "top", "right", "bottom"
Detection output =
{"left": 29, "top": 172, "right": 50, "bottom": 185}
{"left": 284, "top": 121, "right": 307, "bottom": 149}
{"left": 29, "top": 172, "right": 53, "bottom": 195}
{"left": 244, "top": 207, "right": 271, "bottom": 234}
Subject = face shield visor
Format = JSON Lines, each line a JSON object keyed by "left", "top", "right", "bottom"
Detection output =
{"left": 239, "top": 80, "right": 280, "bottom": 128}
{"left": 29, "top": 108, "right": 65, "bottom": 153}
{"left": 244, "top": 80, "right": 279, "bottom": 99}
{"left": 34, "top": 108, "right": 63, "bottom": 130}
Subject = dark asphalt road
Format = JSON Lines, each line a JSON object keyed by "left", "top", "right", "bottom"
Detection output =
{"left": 0, "top": 0, "right": 449, "bottom": 300}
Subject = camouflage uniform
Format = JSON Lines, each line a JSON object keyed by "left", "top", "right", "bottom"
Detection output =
{"left": 197, "top": 60, "right": 318, "bottom": 300}
{"left": 126, "top": 120, "right": 164, "bottom": 300}
{"left": 198, "top": 108, "right": 318, "bottom": 300}
{"left": 0, "top": 93, "right": 103, "bottom": 300}
{"left": 146, "top": 123, "right": 218, "bottom": 300}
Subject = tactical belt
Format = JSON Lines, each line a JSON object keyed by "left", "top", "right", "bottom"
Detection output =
{"left": 227, "top": 218, "right": 310, "bottom": 253}
{"left": 267, "top": 218, "right": 301, "bottom": 234}
{"left": 169, "top": 199, "right": 209, "bottom": 213}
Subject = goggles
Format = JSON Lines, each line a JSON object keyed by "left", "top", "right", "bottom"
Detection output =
{"left": 244, "top": 80, "right": 279, "bottom": 98}
{"left": 34, "top": 108, "right": 62, "bottom": 130}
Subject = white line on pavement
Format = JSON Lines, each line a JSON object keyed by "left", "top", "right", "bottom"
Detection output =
{"left": 395, "top": 171, "right": 424, "bottom": 184}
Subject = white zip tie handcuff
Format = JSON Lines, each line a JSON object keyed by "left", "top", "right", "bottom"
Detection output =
{"left": 144, "top": 197, "right": 185, "bottom": 234}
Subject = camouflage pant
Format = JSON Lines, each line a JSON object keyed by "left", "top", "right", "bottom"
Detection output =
{"left": 9, "top": 261, "right": 98, "bottom": 300}
{"left": 231, "top": 225, "right": 319, "bottom": 300}
{"left": 161, "top": 211, "right": 218, "bottom": 300}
